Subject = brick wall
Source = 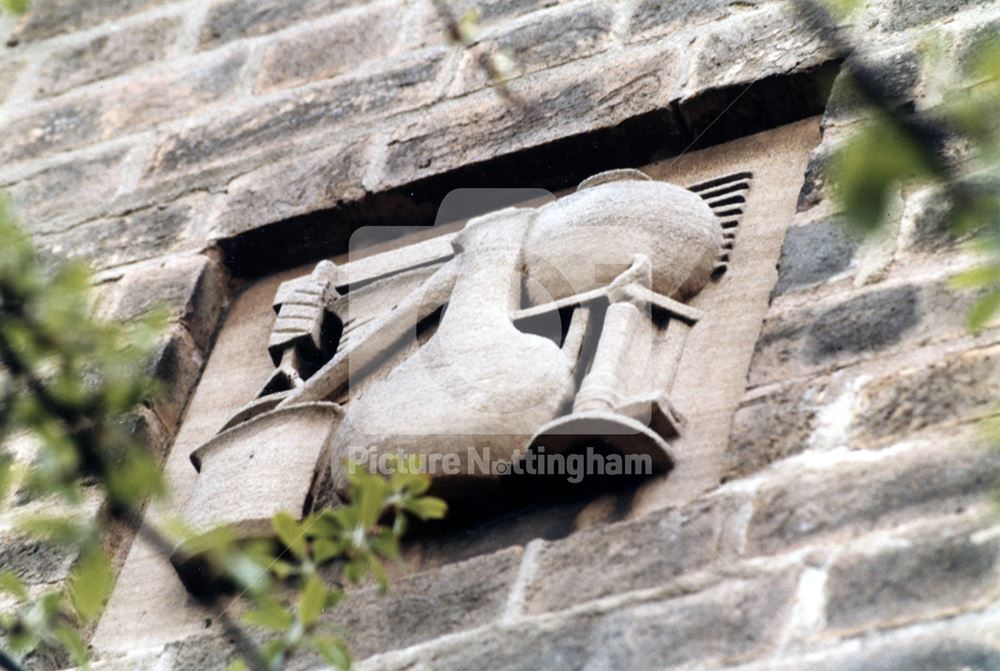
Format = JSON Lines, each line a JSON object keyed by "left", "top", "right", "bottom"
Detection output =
{"left": 2, "top": 0, "right": 1000, "bottom": 668}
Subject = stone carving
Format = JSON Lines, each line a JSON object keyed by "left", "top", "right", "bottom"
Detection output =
{"left": 178, "top": 169, "right": 731, "bottom": 549}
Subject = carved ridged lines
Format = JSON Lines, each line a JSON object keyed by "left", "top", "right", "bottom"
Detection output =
{"left": 688, "top": 171, "right": 753, "bottom": 276}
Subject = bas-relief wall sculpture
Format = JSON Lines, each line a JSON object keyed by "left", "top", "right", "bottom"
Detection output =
{"left": 177, "top": 167, "right": 748, "bottom": 562}
{"left": 94, "top": 120, "right": 820, "bottom": 650}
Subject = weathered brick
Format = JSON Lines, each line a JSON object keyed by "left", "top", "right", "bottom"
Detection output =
{"left": 0, "top": 532, "right": 78, "bottom": 587}
{"left": 525, "top": 502, "right": 719, "bottom": 614}
{"left": 407, "top": 0, "right": 559, "bottom": 48}
{"left": 723, "top": 379, "right": 827, "bottom": 481}
{"left": 146, "top": 326, "right": 205, "bottom": 432}
{"left": 900, "top": 186, "right": 968, "bottom": 253}
{"left": 198, "top": 0, "right": 361, "bottom": 47}
{"left": 420, "top": 572, "right": 797, "bottom": 671}
{"left": 749, "top": 280, "right": 986, "bottom": 387}
{"left": 33, "top": 16, "right": 183, "bottom": 99}
{"left": 146, "top": 50, "right": 445, "bottom": 180}
{"left": 797, "top": 141, "right": 835, "bottom": 212}
{"left": 746, "top": 432, "right": 1000, "bottom": 555}
{"left": 629, "top": 0, "right": 763, "bottom": 41}
{"left": 450, "top": 3, "right": 615, "bottom": 95}
{"left": 320, "top": 547, "right": 522, "bottom": 660}
{"left": 852, "top": 345, "right": 1000, "bottom": 445}
{"left": 377, "top": 43, "right": 682, "bottom": 189}
{"left": 824, "top": 48, "right": 921, "bottom": 123}
{"left": 0, "top": 51, "right": 247, "bottom": 165}
{"left": 772, "top": 217, "right": 860, "bottom": 296}
{"left": 211, "top": 135, "right": 368, "bottom": 238}
{"left": 9, "top": 0, "right": 164, "bottom": 43}
{"left": 6, "top": 147, "right": 130, "bottom": 232}
{"left": 37, "top": 195, "right": 204, "bottom": 270}
{"left": 684, "top": 6, "right": 841, "bottom": 96}
{"left": 826, "top": 521, "right": 1000, "bottom": 633}
{"left": 0, "top": 58, "right": 20, "bottom": 104}
{"left": 254, "top": 5, "right": 403, "bottom": 93}
{"left": 887, "top": 0, "right": 994, "bottom": 31}
{"left": 104, "top": 255, "right": 229, "bottom": 351}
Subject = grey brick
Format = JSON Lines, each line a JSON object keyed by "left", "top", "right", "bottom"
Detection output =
{"left": 746, "top": 436, "right": 1000, "bottom": 555}
{"left": 9, "top": 0, "right": 164, "bottom": 44}
{"left": 254, "top": 5, "right": 403, "bottom": 93}
{"left": 773, "top": 218, "right": 860, "bottom": 296}
{"left": 0, "top": 532, "right": 78, "bottom": 587}
{"left": 824, "top": 48, "right": 921, "bottom": 123}
{"left": 199, "top": 0, "right": 362, "bottom": 47}
{"left": 826, "top": 522, "right": 1000, "bottom": 632}
{"left": 33, "top": 16, "right": 183, "bottom": 99}
{"left": 146, "top": 326, "right": 205, "bottom": 431}
{"left": 887, "top": 0, "right": 993, "bottom": 31}
{"left": 525, "top": 502, "right": 720, "bottom": 614}
{"left": 629, "top": 0, "right": 763, "bottom": 41}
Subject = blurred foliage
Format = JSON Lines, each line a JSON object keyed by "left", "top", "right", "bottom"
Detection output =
{"left": 0, "top": 195, "right": 445, "bottom": 671}
{"left": 0, "top": 0, "right": 28, "bottom": 16}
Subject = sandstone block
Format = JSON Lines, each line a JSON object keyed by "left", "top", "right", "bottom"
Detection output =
{"left": 772, "top": 217, "right": 860, "bottom": 296}
{"left": 826, "top": 521, "right": 1000, "bottom": 632}
{"left": 254, "top": 4, "right": 403, "bottom": 94}
{"left": 887, "top": 0, "right": 994, "bottom": 31}
{"left": 746, "top": 432, "right": 1000, "bottom": 555}
{"left": 146, "top": 326, "right": 205, "bottom": 432}
{"left": 199, "top": 0, "right": 362, "bottom": 47}
{"left": 9, "top": 0, "right": 163, "bottom": 43}
{"left": 629, "top": 0, "right": 763, "bottom": 42}
{"left": 525, "top": 501, "right": 720, "bottom": 614}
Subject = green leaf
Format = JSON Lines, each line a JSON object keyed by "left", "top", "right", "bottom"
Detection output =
{"left": 55, "top": 624, "right": 89, "bottom": 668}
{"left": 272, "top": 511, "right": 307, "bottom": 559}
{"left": 311, "top": 634, "right": 351, "bottom": 670}
{"left": 0, "top": 569, "right": 28, "bottom": 601}
{"left": 967, "top": 289, "right": 1000, "bottom": 333}
{"left": 225, "top": 662, "right": 249, "bottom": 671}
{"left": 243, "top": 598, "right": 293, "bottom": 632}
{"left": 298, "top": 574, "right": 328, "bottom": 628}
{"left": 949, "top": 264, "right": 1000, "bottom": 289}
{"left": 70, "top": 546, "right": 114, "bottom": 622}
{"left": 0, "top": 0, "right": 30, "bottom": 15}
{"left": 407, "top": 496, "right": 448, "bottom": 520}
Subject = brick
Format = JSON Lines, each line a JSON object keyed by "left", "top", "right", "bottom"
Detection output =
{"left": 824, "top": 48, "right": 921, "bottom": 124}
{"left": 451, "top": 3, "right": 615, "bottom": 95}
{"left": 0, "top": 532, "right": 78, "bottom": 587}
{"left": 749, "top": 280, "right": 985, "bottom": 387}
{"left": 9, "top": 0, "right": 164, "bottom": 43}
{"left": 723, "top": 379, "right": 826, "bottom": 481}
{"left": 0, "top": 51, "right": 247, "bottom": 165}
{"left": 525, "top": 502, "right": 719, "bottom": 614}
{"left": 852, "top": 345, "right": 1000, "bottom": 445}
{"left": 887, "top": 0, "right": 993, "bottom": 31}
{"left": 684, "top": 6, "right": 841, "bottom": 96}
{"left": 826, "top": 521, "right": 1000, "bottom": 632}
{"left": 146, "top": 50, "right": 445, "bottom": 180}
{"left": 629, "top": 0, "right": 763, "bottom": 41}
{"left": 199, "top": 0, "right": 361, "bottom": 47}
{"left": 7, "top": 147, "right": 130, "bottom": 232}
{"left": 32, "top": 16, "right": 183, "bottom": 99}
{"left": 0, "top": 58, "right": 20, "bottom": 104}
{"left": 772, "top": 217, "right": 860, "bottom": 296}
{"left": 377, "top": 43, "right": 682, "bottom": 189}
{"left": 746, "top": 433, "right": 1000, "bottom": 555}
{"left": 255, "top": 5, "right": 403, "bottom": 93}
{"left": 105, "top": 255, "right": 229, "bottom": 351}
{"left": 146, "top": 326, "right": 205, "bottom": 432}
{"left": 420, "top": 573, "right": 797, "bottom": 671}
{"left": 796, "top": 141, "right": 835, "bottom": 212}
{"left": 319, "top": 547, "right": 522, "bottom": 660}
{"left": 900, "top": 186, "right": 967, "bottom": 253}
{"left": 407, "top": 0, "right": 559, "bottom": 48}
{"left": 37, "top": 195, "right": 204, "bottom": 270}
{"left": 210, "top": 135, "right": 368, "bottom": 239}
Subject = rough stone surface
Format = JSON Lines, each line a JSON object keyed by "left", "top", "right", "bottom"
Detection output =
{"left": 254, "top": 5, "right": 403, "bottom": 93}
{"left": 32, "top": 16, "right": 183, "bottom": 99}
{"left": 146, "top": 327, "right": 206, "bottom": 432}
{"left": 199, "top": 0, "right": 361, "bottom": 47}
{"left": 324, "top": 547, "right": 522, "bottom": 660}
{"left": 106, "top": 255, "right": 229, "bottom": 351}
{"left": 772, "top": 218, "right": 860, "bottom": 296}
{"left": 750, "top": 279, "right": 988, "bottom": 386}
{"left": 451, "top": 3, "right": 615, "bottom": 95}
{"left": 526, "top": 502, "right": 720, "bottom": 614}
{"left": 824, "top": 48, "right": 921, "bottom": 122}
{"left": 826, "top": 522, "right": 1000, "bottom": 632}
{"left": 887, "top": 0, "right": 994, "bottom": 30}
{"left": 852, "top": 345, "right": 1000, "bottom": 444}
{"left": 629, "top": 0, "right": 764, "bottom": 41}
{"left": 0, "top": 58, "right": 19, "bottom": 104}
{"left": 146, "top": 51, "right": 444, "bottom": 180}
{"left": 746, "top": 434, "right": 1000, "bottom": 555}
{"left": 0, "top": 532, "right": 77, "bottom": 586}
{"left": 9, "top": 0, "right": 164, "bottom": 43}
{"left": 723, "top": 379, "right": 825, "bottom": 480}
{"left": 419, "top": 573, "right": 797, "bottom": 671}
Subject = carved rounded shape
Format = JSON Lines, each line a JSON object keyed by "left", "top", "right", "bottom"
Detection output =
{"left": 525, "top": 175, "right": 722, "bottom": 304}
{"left": 527, "top": 410, "right": 674, "bottom": 473}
